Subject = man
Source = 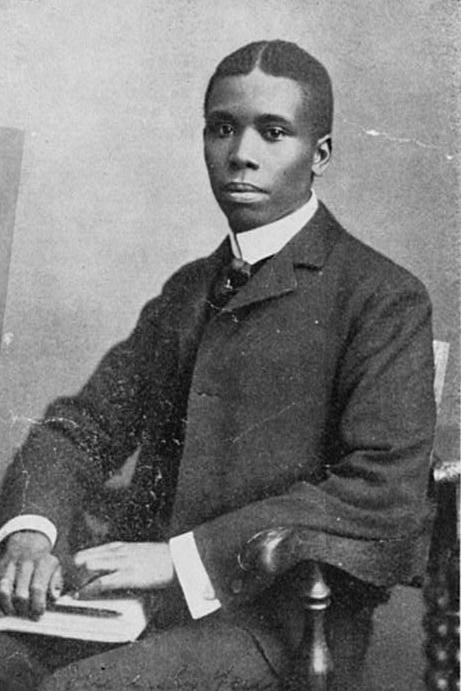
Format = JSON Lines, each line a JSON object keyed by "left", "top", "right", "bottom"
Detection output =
{"left": 0, "top": 40, "right": 435, "bottom": 689}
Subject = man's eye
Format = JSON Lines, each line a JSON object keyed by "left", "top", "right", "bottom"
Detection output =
{"left": 208, "top": 123, "right": 234, "bottom": 138}
{"left": 264, "top": 127, "right": 286, "bottom": 141}
{"left": 219, "top": 123, "right": 234, "bottom": 137}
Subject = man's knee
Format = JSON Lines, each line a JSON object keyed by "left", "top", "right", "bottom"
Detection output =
{"left": 40, "top": 618, "right": 282, "bottom": 690}
{"left": 0, "top": 632, "right": 48, "bottom": 691}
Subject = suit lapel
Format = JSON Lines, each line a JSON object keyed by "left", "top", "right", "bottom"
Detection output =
{"left": 223, "top": 247, "right": 297, "bottom": 311}
{"left": 222, "top": 202, "right": 342, "bottom": 312}
{"left": 176, "top": 238, "right": 230, "bottom": 363}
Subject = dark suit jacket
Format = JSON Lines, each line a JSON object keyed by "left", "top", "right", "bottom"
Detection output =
{"left": 0, "top": 202, "right": 436, "bottom": 645}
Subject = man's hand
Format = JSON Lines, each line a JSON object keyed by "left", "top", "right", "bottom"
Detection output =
{"left": 0, "top": 531, "right": 62, "bottom": 618}
{"left": 74, "top": 542, "right": 175, "bottom": 597}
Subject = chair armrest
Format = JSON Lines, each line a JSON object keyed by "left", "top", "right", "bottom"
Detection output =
{"left": 238, "top": 525, "right": 320, "bottom": 578}
{"left": 238, "top": 525, "right": 331, "bottom": 617}
{"left": 239, "top": 526, "right": 333, "bottom": 690}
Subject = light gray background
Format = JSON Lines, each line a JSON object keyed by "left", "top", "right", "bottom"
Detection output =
{"left": 0, "top": 0, "right": 459, "bottom": 478}
{"left": 0, "top": 127, "right": 23, "bottom": 338}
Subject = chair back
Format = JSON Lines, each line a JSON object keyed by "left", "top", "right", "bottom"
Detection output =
{"left": 433, "top": 340, "right": 450, "bottom": 412}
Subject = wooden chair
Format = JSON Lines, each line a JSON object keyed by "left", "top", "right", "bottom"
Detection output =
{"left": 238, "top": 340, "right": 454, "bottom": 690}
{"left": 423, "top": 338, "right": 459, "bottom": 690}
{"left": 424, "top": 473, "right": 459, "bottom": 691}
{"left": 82, "top": 341, "right": 455, "bottom": 688}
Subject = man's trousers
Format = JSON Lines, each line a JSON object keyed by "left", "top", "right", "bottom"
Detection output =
{"left": 0, "top": 587, "right": 376, "bottom": 690}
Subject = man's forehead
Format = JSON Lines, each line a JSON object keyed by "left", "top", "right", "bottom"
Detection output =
{"left": 206, "top": 69, "right": 307, "bottom": 120}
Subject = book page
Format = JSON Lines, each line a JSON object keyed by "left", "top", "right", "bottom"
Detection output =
{"left": 0, "top": 595, "right": 147, "bottom": 643}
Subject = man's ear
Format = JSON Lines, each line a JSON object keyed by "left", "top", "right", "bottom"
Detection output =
{"left": 312, "top": 134, "right": 332, "bottom": 177}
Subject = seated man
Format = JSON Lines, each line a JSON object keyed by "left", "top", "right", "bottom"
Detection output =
{"left": 0, "top": 40, "right": 435, "bottom": 690}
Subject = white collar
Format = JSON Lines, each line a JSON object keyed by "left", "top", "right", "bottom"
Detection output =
{"left": 228, "top": 190, "right": 318, "bottom": 265}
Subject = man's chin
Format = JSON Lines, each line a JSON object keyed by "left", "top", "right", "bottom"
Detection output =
{"left": 221, "top": 205, "right": 267, "bottom": 234}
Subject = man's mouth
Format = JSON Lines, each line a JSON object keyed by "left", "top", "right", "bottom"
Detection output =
{"left": 221, "top": 182, "right": 268, "bottom": 203}
{"left": 223, "top": 182, "right": 265, "bottom": 193}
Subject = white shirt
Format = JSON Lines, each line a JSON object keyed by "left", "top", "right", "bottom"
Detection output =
{"left": 228, "top": 189, "right": 318, "bottom": 265}
{"left": 1, "top": 191, "right": 319, "bottom": 619}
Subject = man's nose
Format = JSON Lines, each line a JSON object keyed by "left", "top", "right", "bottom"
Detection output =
{"left": 228, "top": 129, "right": 260, "bottom": 170}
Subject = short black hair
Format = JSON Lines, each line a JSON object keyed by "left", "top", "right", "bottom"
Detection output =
{"left": 204, "top": 40, "right": 333, "bottom": 139}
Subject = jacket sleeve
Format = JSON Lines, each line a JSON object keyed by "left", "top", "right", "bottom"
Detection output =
{"left": 0, "top": 288, "right": 178, "bottom": 552}
{"left": 191, "top": 277, "right": 437, "bottom": 606}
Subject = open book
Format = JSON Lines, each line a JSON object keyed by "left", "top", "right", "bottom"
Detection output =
{"left": 0, "top": 594, "right": 148, "bottom": 643}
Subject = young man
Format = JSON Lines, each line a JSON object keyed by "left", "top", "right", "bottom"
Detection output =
{"left": 0, "top": 40, "right": 435, "bottom": 690}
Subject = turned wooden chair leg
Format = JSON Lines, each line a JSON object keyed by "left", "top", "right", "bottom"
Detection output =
{"left": 285, "top": 562, "right": 334, "bottom": 691}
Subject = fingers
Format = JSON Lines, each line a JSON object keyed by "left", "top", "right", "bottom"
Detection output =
{"left": 49, "top": 564, "right": 63, "bottom": 601}
{"left": 14, "top": 559, "right": 35, "bottom": 616}
{"left": 77, "top": 571, "right": 121, "bottom": 599}
{"left": 74, "top": 542, "right": 124, "bottom": 566}
{"left": 76, "top": 556, "right": 121, "bottom": 575}
{"left": 74, "top": 543, "right": 125, "bottom": 581}
{"left": 0, "top": 559, "right": 16, "bottom": 615}
{"left": 0, "top": 553, "right": 60, "bottom": 617}
{"left": 29, "top": 554, "right": 60, "bottom": 617}
{"left": 74, "top": 543, "right": 126, "bottom": 598}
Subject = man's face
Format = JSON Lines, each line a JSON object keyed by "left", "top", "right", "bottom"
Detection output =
{"left": 204, "top": 68, "right": 326, "bottom": 233}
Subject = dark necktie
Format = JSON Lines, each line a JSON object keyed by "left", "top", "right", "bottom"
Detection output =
{"left": 211, "top": 257, "right": 253, "bottom": 310}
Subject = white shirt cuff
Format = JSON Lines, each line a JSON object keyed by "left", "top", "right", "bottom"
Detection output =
{"left": 169, "top": 531, "right": 221, "bottom": 619}
{"left": 0, "top": 515, "right": 57, "bottom": 548}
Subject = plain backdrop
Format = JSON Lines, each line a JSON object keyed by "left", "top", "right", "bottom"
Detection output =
{"left": 0, "top": 0, "right": 459, "bottom": 477}
{"left": 0, "top": 3, "right": 458, "bottom": 689}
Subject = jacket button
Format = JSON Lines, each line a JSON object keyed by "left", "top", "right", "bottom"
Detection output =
{"left": 231, "top": 578, "right": 243, "bottom": 594}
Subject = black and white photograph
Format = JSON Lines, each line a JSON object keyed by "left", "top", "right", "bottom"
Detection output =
{"left": 0, "top": 2, "right": 459, "bottom": 689}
